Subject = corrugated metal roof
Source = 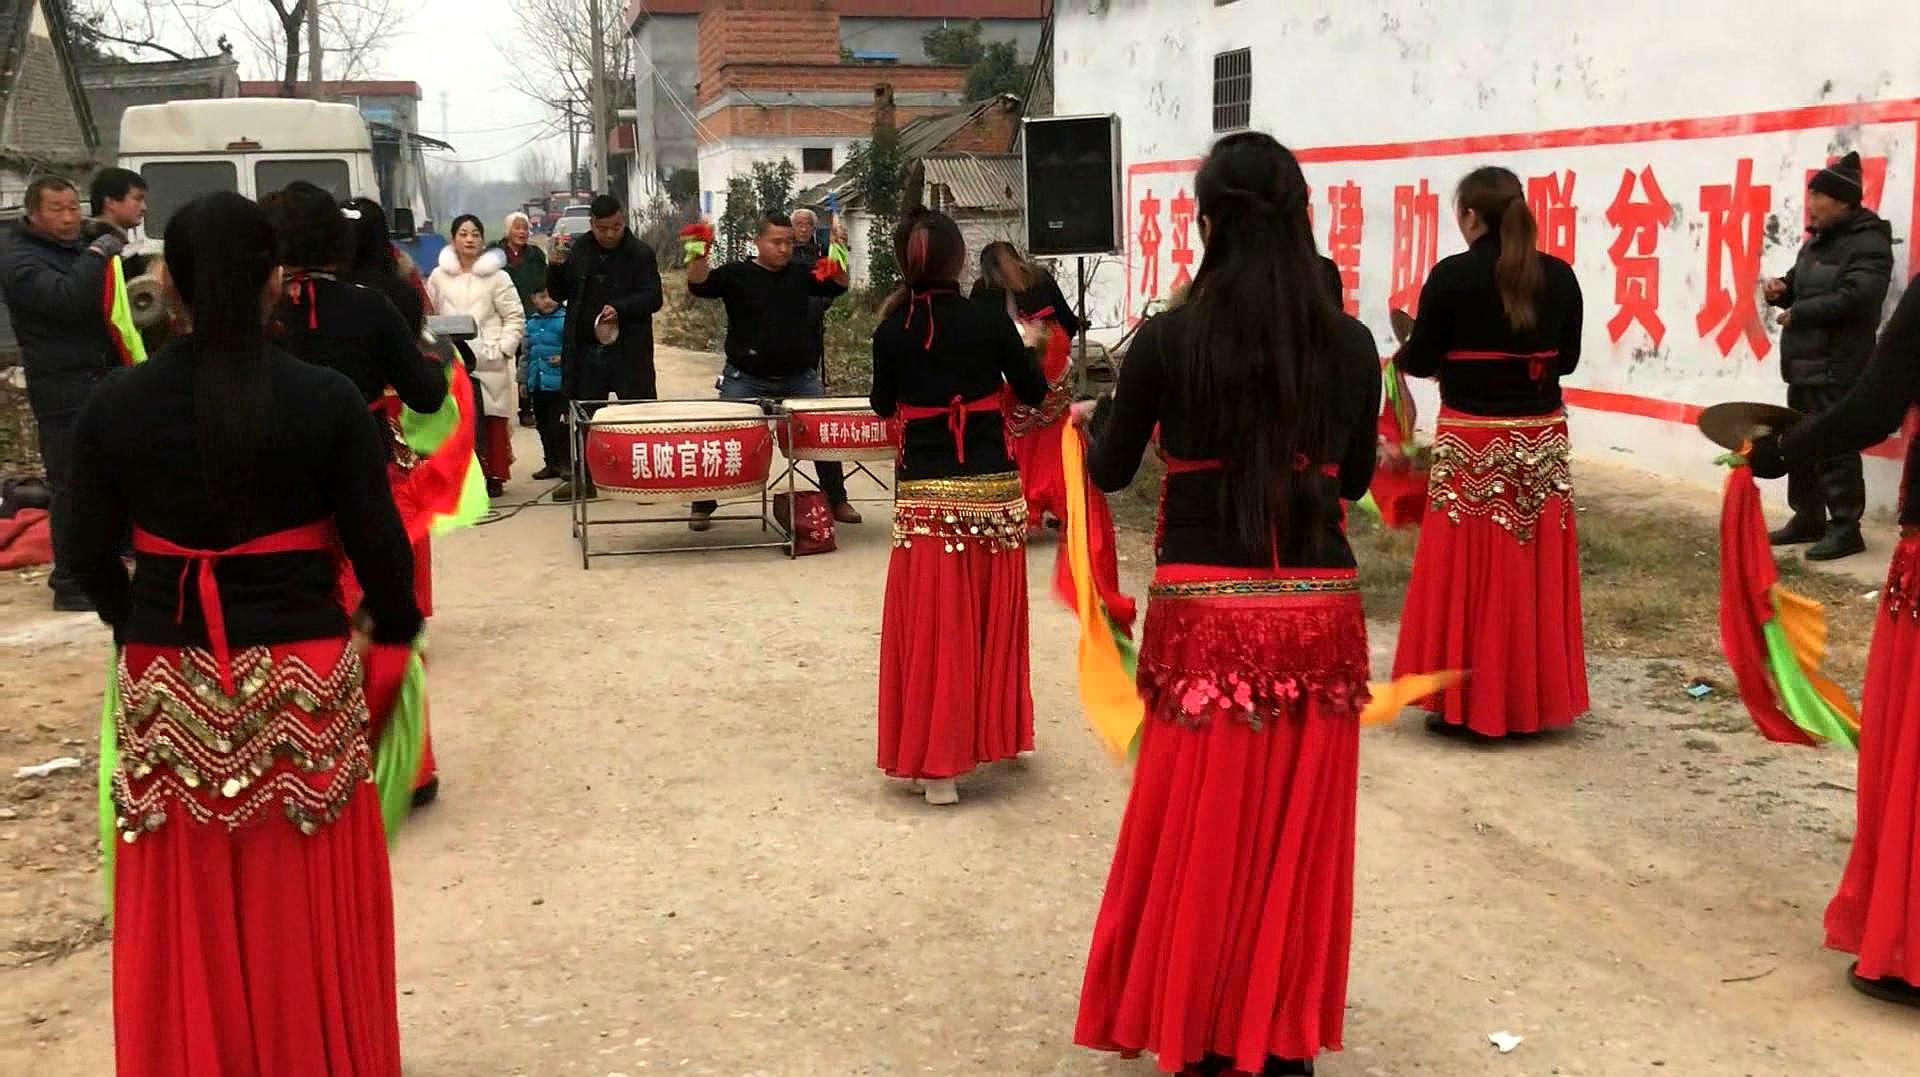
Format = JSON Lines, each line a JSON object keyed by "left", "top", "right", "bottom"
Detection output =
{"left": 921, "top": 153, "right": 1021, "bottom": 212}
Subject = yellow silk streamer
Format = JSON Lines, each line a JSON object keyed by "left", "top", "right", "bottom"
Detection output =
{"left": 1059, "top": 422, "right": 1145, "bottom": 759}
{"left": 1359, "top": 670, "right": 1465, "bottom": 726}
{"left": 1773, "top": 584, "right": 1862, "bottom": 734}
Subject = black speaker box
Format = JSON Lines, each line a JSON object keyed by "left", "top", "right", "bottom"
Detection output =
{"left": 1023, "top": 114, "right": 1121, "bottom": 256}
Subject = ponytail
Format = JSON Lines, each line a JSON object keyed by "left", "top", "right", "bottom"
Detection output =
{"left": 1457, "top": 166, "right": 1543, "bottom": 332}
{"left": 881, "top": 207, "right": 967, "bottom": 324}
{"left": 164, "top": 193, "right": 278, "bottom": 532}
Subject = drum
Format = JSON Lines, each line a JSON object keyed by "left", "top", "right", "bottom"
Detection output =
{"left": 583, "top": 402, "right": 774, "bottom": 503}
{"left": 779, "top": 396, "right": 897, "bottom": 462}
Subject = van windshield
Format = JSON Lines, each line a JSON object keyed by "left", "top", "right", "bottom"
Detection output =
{"left": 138, "top": 161, "right": 239, "bottom": 237}
{"left": 255, "top": 159, "right": 352, "bottom": 201}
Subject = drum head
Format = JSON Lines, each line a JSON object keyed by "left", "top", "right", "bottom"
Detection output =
{"left": 1698, "top": 401, "right": 1801, "bottom": 451}
{"left": 784, "top": 396, "right": 876, "bottom": 414}
{"left": 597, "top": 401, "right": 765, "bottom": 424}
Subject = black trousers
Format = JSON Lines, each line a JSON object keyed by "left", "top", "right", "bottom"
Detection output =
{"left": 32, "top": 407, "right": 82, "bottom": 598}
{"left": 566, "top": 346, "right": 656, "bottom": 468}
{"left": 531, "top": 390, "right": 570, "bottom": 472}
{"left": 1786, "top": 382, "right": 1866, "bottom": 527}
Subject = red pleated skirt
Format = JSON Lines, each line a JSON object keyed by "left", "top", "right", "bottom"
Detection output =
{"left": 1009, "top": 416, "right": 1138, "bottom": 629}
{"left": 1077, "top": 567, "right": 1368, "bottom": 1072}
{"left": 112, "top": 640, "right": 401, "bottom": 1077}
{"left": 1393, "top": 407, "right": 1588, "bottom": 735}
{"left": 877, "top": 472, "right": 1033, "bottom": 779}
{"left": 1826, "top": 535, "right": 1920, "bottom": 983}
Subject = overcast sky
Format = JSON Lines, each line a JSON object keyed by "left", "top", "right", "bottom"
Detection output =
{"left": 124, "top": 0, "right": 582, "bottom": 180}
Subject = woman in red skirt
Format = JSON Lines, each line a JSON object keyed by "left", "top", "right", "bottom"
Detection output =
{"left": 1750, "top": 277, "right": 1920, "bottom": 1006}
{"left": 972, "top": 242, "right": 1135, "bottom": 628}
{"left": 872, "top": 209, "right": 1048, "bottom": 806}
{"left": 69, "top": 192, "right": 421, "bottom": 1074}
{"left": 1392, "top": 166, "right": 1588, "bottom": 739}
{"left": 1075, "top": 132, "right": 1383, "bottom": 1076}
{"left": 271, "top": 186, "right": 452, "bottom": 807}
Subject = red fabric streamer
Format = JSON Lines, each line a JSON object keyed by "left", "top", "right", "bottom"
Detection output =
{"left": 1718, "top": 466, "right": 1819, "bottom": 745}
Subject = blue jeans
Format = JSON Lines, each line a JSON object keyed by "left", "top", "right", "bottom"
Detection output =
{"left": 693, "top": 366, "right": 847, "bottom": 511}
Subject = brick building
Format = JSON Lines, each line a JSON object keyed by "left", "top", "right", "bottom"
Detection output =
{"left": 625, "top": 0, "right": 1043, "bottom": 205}
{"left": 82, "top": 51, "right": 241, "bottom": 162}
{"left": 0, "top": 0, "right": 96, "bottom": 210}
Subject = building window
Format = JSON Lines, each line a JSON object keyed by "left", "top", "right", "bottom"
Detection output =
{"left": 802, "top": 147, "right": 834, "bottom": 173}
{"left": 1212, "top": 48, "right": 1252, "bottom": 132}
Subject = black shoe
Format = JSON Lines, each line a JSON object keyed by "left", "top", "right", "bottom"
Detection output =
{"left": 1849, "top": 963, "right": 1920, "bottom": 1007}
{"left": 553, "top": 478, "right": 595, "bottom": 503}
{"left": 486, "top": 478, "right": 506, "bottom": 499}
{"left": 1806, "top": 524, "right": 1866, "bottom": 562}
{"left": 518, "top": 412, "right": 537, "bottom": 429}
{"left": 411, "top": 776, "right": 440, "bottom": 809}
{"left": 51, "top": 591, "right": 95, "bottom": 614}
{"left": 1263, "top": 1060, "right": 1314, "bottom": 1076}
{"left": 1769, "top": 516, "right": 1824, "bottom": 546}
{"left": 532, "top": 466, "right": 561, "bottom": 482}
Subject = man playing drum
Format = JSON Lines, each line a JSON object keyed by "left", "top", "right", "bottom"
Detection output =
{"left": 685, "top": 212, "right": 854, "bottom": 531}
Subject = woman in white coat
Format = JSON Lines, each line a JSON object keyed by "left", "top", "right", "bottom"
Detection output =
{"left": 430, "top": 214, "right": 525, "bottom": 498}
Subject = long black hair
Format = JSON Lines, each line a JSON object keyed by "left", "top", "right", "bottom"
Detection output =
{"left": 1455, "top": 166, "right": 1542, "bottom": 331}
{"left": 162, "top": 192, "right": 277, "bottom": 530}
{"left": 1179, "top": 131, "right": 1338, "bottom": 558}
{"left": 341, "top": 196, "right": 424, "bottom": 334}
{"left": 880, "top": 206, "right": 966, "bottom": 322}
{"left": 260, "top": 180, "right": 347, "bottom": 268}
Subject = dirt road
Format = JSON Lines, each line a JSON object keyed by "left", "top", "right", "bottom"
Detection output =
{"left": 4, "top": 346, "right": 1918, "bottom": 1075}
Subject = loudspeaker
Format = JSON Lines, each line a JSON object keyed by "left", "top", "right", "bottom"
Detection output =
{"left": 1023, "top": 114, "right": 1121, "bottom": 257}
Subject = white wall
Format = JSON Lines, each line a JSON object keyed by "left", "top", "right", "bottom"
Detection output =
{"left": 697, "top": 137, "right": 862, "bottom": 224}
{"left": 1055, "top": 0, "right": 1920, "bottom": 511}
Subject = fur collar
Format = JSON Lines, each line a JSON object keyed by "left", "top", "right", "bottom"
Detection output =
{"left": 437, "top": 245, "right": 507, "bottom": 277}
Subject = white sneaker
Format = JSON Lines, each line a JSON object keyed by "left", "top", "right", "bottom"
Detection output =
{"left": 923, "top": 779, "right": 959, "bottom": 806}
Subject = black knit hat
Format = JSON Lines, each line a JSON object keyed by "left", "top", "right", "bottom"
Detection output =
{"left": 1808, "top": 151, "right": 1865, "bottom": 205}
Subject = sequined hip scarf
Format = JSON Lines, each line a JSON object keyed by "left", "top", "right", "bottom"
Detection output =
{"left": 112, "top": 645, "right": 373, "bottom": 842}
{"left": 891, "top": 472, "right": 1028, "bottom": 554}
{"left": 1882, "top": 532, "right": 1920, "bottom": 619}
{"left": 1428, "top": 407, "right": 1574, "bottom": 544}
{"left": 1138, "top": 565, "right": 1370, "bottom": 730}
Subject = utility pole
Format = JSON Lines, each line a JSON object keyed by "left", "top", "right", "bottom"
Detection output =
{"left": 305, "top": 0, "right": 323, "bottom": 99}
{"left": 587, "top": 0, "right": 610, "bottom": 194}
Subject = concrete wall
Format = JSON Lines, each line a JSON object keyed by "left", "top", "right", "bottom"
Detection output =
{"left": 633, "top": 14, "right": 702, "bottom": 196}
{"left": 839, "top": 16, "right": 1038, "bottom": 64}
{"left": 1055, "top": 0, "right": 1920, "bottom": 512}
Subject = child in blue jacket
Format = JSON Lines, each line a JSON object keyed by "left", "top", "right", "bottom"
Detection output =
{"left": 524, "top": 290, "right": 570, "bottom": 480}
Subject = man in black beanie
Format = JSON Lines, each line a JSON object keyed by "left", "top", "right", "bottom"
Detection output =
{"left": 1763, "top": 151, "right": 1894, "bottom": 560}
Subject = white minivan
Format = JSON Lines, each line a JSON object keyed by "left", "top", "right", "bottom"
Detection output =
{"left": 119, "top": 98, "right": 380, "bottom": 246}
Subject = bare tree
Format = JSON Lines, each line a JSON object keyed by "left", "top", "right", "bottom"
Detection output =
{"left": 516, "top": 148, "right": 561, "bottom": 199}
{"left": 80, "top": 0, "right": 409, "bottom": 93}
{"left": 500, "top": 0, "right": 633, "bottom": 170}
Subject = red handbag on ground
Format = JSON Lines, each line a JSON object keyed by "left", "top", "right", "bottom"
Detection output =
{"left": 773, "top": 492, "right": 837, "bottom": 556}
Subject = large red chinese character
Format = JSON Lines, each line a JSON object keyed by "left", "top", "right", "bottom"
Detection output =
{"left": 1168, "top": 188, "right": 1198, "bottom": 292}
{"left": 1390, "top": 179, "right": 1439, "bottom": 316}
{"left": 1326, "top": 181, "right": 1364, "bottom": 315}
{"left": 1802, "top": 155, "right": 1890, "bottom": 225}
{"left": 1136, "top": 189, "right": 1163, "bottom": 299}
{"left": 1695, "top": 158, "right": 1773, "bottom": 360}
{"left": 1604, "top": 166, "right": 1673, "bottom": 346}
{"left": 1527, "top": 170, "right": 1578, "bottom": 264}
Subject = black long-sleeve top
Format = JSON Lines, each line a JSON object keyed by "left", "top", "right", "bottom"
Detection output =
{"left": 272, "top": 273, "right": 447, "bottom": 414}
{"left": 869, "top": 286, "right": 1048, "bottom": 480}
{"left": 688, "top": 258, "right": 847, "bottom": 379}
{"left": 1756, "top": 276, "right": 1920, "bottom": 524}
{"left": 68, "top": 340, "right": 423, "bottom": 648}
{"left": 969, "top": 273, "right": 1081, "bottom": 339}
{"left": 1399, "top": 234, "right": 1584, "bottom": 416}
{"left": 1090, "top": 305, "right": 1381, "bottom": 568}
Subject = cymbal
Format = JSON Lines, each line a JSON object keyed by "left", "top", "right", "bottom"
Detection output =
{"left": 1389, "top": 309, "right": 1414, "bottom": 345}
{"left": 1697, "top": 401, "right": 1801, "bottom": 451}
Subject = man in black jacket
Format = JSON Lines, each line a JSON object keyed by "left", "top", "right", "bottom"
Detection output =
{"left": 0, "top": 178, "right": 127, "bottom": 611}
{"left": 548, "top": 194, "right": 664, "bottom": 500}
{"left": 685, "top": 211, "right": 851, "bottom": 531}
{"left": 1764, "top": 152, "right": 1895, "bottom": 561}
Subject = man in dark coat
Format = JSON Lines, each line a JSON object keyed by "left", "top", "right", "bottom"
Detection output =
{"left": 0, "top": 178, "right": 127, "bottom": 610}
{"left": 1764, "top": 151, "right": 1896, "bottom": 561}
{"left": 546, "top": 194, "right": 664, "bottom": 500}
